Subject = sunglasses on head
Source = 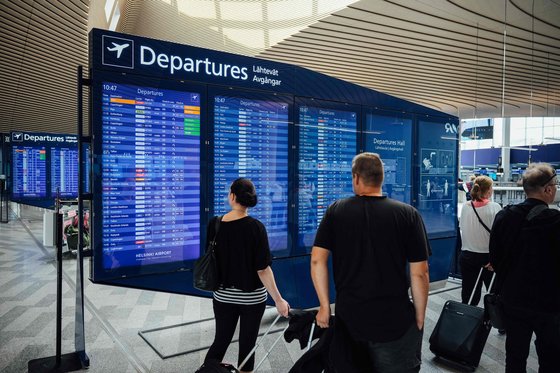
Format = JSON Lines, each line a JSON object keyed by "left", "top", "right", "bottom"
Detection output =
{"left": 541, "top": 170, "right": 558, "bottom": 187}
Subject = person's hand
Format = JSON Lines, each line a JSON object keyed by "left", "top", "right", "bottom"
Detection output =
{"left": 484, "top": 262, "right": 494, "bottom": 272}
{"left": 275, "top": 298, "right": 290, "bottom": 318}
{"left": 316, "top": 305, "right": 331, "bottom": 328}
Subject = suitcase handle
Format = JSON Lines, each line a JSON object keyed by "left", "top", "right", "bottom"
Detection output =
{"left": 468, "top": 267, "right": 496, "bottom": 305}
{"left": 238, "top": 314, "right": 289, "bottom": 371}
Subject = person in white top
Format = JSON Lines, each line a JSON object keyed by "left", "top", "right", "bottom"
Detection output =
{"left": 459, "top": 175, "right": 502, "bottom": 306}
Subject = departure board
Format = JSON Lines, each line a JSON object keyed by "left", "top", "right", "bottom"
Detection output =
{"left": 213, "top": 96, "right": 289, "bottom": 251}
{"left": 101, "top": 82, "right": 201, "bottom": 270}
{"left": 12, "top": 145, "right": 47, "bottom": 198}
{"left": 51, "top": 147, "right": 79, "bottom": 197}
{"left": 297, "top": 106, "right": 357, "bottom": 249}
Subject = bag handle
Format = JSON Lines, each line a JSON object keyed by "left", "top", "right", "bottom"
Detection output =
{"left": 470, "top": 202, "right": 491, "bottom": 233}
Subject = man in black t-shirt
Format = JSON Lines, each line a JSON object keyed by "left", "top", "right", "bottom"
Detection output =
{"left": 311, "top": 152, "right": 430, "bottom": 373}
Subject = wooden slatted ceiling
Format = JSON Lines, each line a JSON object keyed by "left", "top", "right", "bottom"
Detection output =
{"left": 0, "top": 0, "right": 559, "bottom": 137}
{"left": 0, "top": 0, "right": 89, "bottom": 134}
{"left": 257, "top": 0, "right": 560, "bottom": 118}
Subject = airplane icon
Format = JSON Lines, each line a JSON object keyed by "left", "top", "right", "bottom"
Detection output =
{"left": 107, "top": 42, "right": 130, "bottom": 58}
{"left": 13, "top": 133, "right": 22, "bottom": 140}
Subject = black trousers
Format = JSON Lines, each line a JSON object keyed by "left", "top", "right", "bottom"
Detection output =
{"left": 504, "top": 306, "right": 560, "bottom": 373}
{"left": 205, "top": 299, "right": 266, "bottom": 371}
{"left": 459, "top": 250, "right": 493, "bottom": 306}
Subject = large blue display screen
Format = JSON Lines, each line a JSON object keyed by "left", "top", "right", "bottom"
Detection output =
{"left": 51, "top": 146, "right": 79, "bottom": 197}
{"left": 364, "top": 112, "right": 412, "bottom": 204}
{"left": 417, "top": 120, "right": 457, "bottom": 237}
{"left": 213, "top": 95, "right": 289, "bottom": 251}
{"left": 12, "top": 145, "right": 47, "bottom": 198}
{"left": 101, "top": 82, "right": 201, "bottom": 270}
{"left": 297, "top": 105, "right": 357, "bottom": 249}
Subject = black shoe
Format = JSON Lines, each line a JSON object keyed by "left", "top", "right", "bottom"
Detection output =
{"left": 498, "top": 329, "right": 506, "bottom": 335}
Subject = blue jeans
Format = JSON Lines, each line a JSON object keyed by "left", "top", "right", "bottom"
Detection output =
{"left": 330, "top": 318, "right": 423, "bottom": 373}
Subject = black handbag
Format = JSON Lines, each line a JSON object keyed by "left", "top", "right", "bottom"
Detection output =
{"left": 193, "top": 216, "right": 222, "bottom": 291}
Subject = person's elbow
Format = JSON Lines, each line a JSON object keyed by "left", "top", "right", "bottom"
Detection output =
{"left": 311, "top": 246, "right": 329, "bottom": 267}
{"left": 410, "top": 261, "right": 429, "bottom": 282}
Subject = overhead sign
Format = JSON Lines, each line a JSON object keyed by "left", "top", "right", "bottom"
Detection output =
{"left": 11, "top": 131, "right": 77, "bottom": 145}
{"left": 91, "top": 29, "right": 294, "bottom": 92}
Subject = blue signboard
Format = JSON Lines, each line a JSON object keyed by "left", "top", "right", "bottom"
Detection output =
{"left": 91, "top": 29, "right": 295, "bottom": 93}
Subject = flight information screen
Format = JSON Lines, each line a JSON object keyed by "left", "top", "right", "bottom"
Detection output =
{"left": 213, "top": 96, "right": 289, "bottom": 251}
{"left": 101, "top": 82, "right": 201, "bottom": 270}
{"left": 51, "top": 147, "right": 79, "bottom": 197}
{"left": 297, "top": 106, "right": 357, "bottom": 249}
{"left": 365, "top": 113, "right": 412, "bottom": 204}
{"left": 12, "top": 145, "right": 47, "bottom": 198}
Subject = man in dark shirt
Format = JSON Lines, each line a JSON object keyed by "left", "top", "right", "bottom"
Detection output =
{"left": 310, "top": 152, "right": 430, "bottom": 373}
{"left": 489, "top": 162, "right": 560, "bottom": 373}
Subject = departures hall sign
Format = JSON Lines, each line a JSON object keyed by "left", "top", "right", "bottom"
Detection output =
{"left": 90, "top": 29, "right": 294, "bottom": 92}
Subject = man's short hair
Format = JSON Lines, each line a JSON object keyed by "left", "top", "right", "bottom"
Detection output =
{"left": 352, "top": 152, "right": 384, "bottom": 187}
{"left": 522, "top": 162, "right": 555, "bottom": 194}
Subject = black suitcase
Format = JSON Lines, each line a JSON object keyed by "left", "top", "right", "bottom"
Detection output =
{"left": 429, "top": 268, "right": 493, "bottom": 370}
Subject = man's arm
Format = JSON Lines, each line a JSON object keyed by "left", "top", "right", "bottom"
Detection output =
{"left": 310, "top": 246, "right": 331, "bottom": 328}
{"left": 409, "top": 261, "right": 429, "bottom": 330}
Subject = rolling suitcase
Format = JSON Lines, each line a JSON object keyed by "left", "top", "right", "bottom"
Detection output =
{"left": 429, "top": 267, "right": 493, "bottom": 370}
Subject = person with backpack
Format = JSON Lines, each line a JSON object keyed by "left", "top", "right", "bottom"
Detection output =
{"left": 489, "top": 163, "right": 560, "bottom": 372}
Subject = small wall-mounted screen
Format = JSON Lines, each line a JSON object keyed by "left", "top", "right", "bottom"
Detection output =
{"left": 100, "top": 82, "right": 201, "bottom": 270}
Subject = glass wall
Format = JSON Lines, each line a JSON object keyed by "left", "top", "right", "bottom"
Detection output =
{"left": 461, "top": 117, "right": 560, "bottom": 150}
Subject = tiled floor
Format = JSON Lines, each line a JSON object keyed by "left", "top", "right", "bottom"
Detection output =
{"left": 0, "top": 205, "right": 539, "bottom": 373}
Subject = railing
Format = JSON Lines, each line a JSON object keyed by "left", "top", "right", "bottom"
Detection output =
{"left": 492, "top": 186, "right": 560, "bottom": 209}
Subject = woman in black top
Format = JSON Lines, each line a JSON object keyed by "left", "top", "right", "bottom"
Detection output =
{"left": 204, "top": 178, "right": 289, "bottom": 373}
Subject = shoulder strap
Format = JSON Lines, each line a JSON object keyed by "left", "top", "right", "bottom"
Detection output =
{"left": 208, "top": 215, "right": 223, "bottom": 252}
{"left": 470, "top": 202, "right": 491, "bottom": 233}
{"left": 214, "top": 215, "right": 223, "bottom": 234}
{"left": 526, "top": 204, "right": 548, "bottom": 221}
